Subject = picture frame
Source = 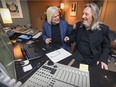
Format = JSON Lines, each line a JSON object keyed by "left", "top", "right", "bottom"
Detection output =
{"left": 1, "top": 0, "right": 23, "bottom": 18}
{"left": 70, "top": 2, "right": 77, "bottom": 17}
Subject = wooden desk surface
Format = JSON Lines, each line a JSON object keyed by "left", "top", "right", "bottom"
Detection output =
{"left": 13, "top": 44, "right": 23, "bottom": 60}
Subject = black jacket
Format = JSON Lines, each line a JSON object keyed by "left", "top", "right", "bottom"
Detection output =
{"left": 69, "top": 22, "right": 111, "bottom": 65}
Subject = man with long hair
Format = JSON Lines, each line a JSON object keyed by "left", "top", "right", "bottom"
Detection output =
{"left": 65, "top": 3, "right": 111, "bottom": 70}
{"left": 42, "top": 6, "right": 71, "bottom": 50}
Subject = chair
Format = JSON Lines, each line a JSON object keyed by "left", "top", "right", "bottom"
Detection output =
{"left": 110, "top": 40, "right": 116, "bottom": 59}
{"left": 109, "top": 30, "right": 116, "bottom": 41}
{"left": 109, "top": 30, "right": 116, "bottom": 63}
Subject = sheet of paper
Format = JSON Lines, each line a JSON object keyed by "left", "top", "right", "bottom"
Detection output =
{"left": 79, "top": 64, "right": 88, "bottom": 72}
{"left": 46, "top": 48, "right": 72, "bottom": 63}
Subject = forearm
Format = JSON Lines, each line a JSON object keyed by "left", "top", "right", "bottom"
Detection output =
{"left": 99, "top": 25, "right": 111, "bottom": 63}
{"left": 69, "top": 29, "right": 76, "bottom": 42}
{"left": 99, "top": 47, "right": 110, "bottom": 64}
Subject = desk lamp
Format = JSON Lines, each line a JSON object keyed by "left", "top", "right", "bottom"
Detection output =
{"left": 60, "top": 3, "right": 65, "bottom": 20}
{"left": 60, "top": 3, "right": 64, "bottom": 9}
{"left": 0, "top": 8, "right": 14, "bottom": 37}
{"left": 0, "top": 8, "right": 13, "bottom": 29}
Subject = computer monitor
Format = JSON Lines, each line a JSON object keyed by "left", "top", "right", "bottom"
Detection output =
{"left": 0, "top": 27, "right": 17, "bottom": 79}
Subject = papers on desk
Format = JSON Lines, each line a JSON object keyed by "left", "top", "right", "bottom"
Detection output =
{"left": 79, "top": 64, "right": 88, "bottom": 72}
{"left": 46, "top": 48, "right": 72, "bottom": 63}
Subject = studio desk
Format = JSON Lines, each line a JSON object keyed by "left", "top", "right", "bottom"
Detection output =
{"left": 13, "top": 38, "right": 116, "bottom": 87}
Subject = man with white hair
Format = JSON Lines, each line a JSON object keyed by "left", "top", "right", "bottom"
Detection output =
{"left": 65, "top": 3, "right": 111, "bottom": 70}
{"left": 42, "top": 6, "right": 71, "bottom": 50}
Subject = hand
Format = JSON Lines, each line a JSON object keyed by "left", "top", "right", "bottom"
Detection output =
{"left": 64, "top": 36, "right": 69, "bottom": 42}
{"left": 73, "top": 23, "right": 76, "bottom": 29}
{"left": 97, "top": 61, "right": 108, "bottom": 70}
{"left": 73, "top": 20, "right": 79, "bottom": 29}
{"left": 45, "top": 38, "right": 52, "bottom": 44}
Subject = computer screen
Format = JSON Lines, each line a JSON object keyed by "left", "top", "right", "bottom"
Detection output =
{"left": 0, "top": 27, "right": 17, "bottom": 79}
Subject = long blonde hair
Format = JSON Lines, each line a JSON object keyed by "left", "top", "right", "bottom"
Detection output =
{"left": 46, "top": 6, "right": 59, "bottom": 24}
{"left": 85, "top": 3, "right": 100, "bottom": 30}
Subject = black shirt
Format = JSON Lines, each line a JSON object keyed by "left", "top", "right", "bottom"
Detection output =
{"left": 51, "top": 24, "right": 62, "bottom": 46}
{"left": 78, "top": 29, "right": 94, "bottom": 59}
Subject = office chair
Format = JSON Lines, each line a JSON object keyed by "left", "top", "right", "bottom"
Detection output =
{"left": 109, "top": 30, "right": 116, "bottom": 64}
{"left": 110, "top": 40, "right": 116, "bottom": 63}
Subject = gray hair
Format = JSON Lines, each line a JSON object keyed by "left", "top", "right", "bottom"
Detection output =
{"left": 46, "top": 6, "right": 59, "bottom": 24}
{"left": 85, "top": 3, "right": 100, "bottom": 30}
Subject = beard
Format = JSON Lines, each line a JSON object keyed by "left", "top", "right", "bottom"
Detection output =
{"left": 55, "top": 20, "right": 60, "bottom": 24}
{"left": 82, "top": 21, "right": 91, "bottom": 28}
{"left": 52, "top": 19, "right": 60, "bottom": 25}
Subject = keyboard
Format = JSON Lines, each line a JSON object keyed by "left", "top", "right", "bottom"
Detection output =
{"left": 26, "top": 30, "right": 40, "bottom": 36}
{"left": 32, "top": 32, "right": 42, "bottom": 39}
{"left": 21, "top": 44, "right": 44, "bottom": 60}
{"left": 22, "top": 61, "right": 90, "bottom": 87}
